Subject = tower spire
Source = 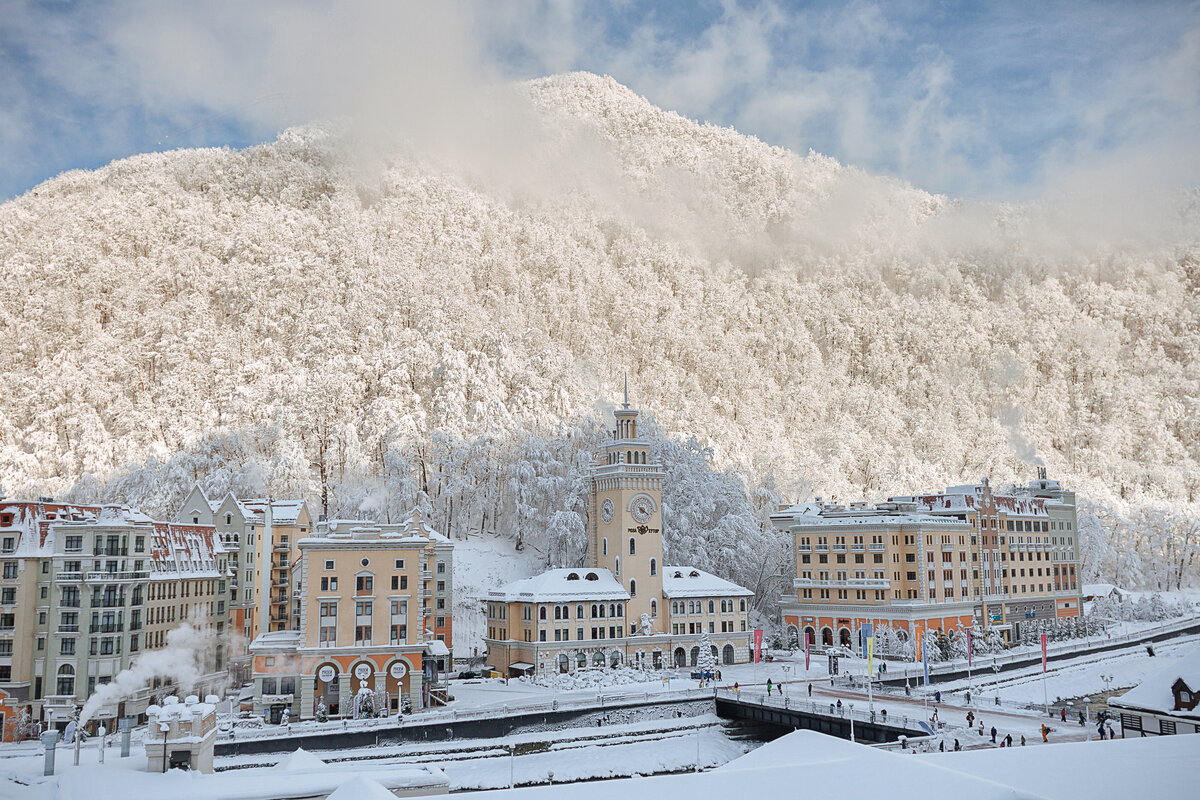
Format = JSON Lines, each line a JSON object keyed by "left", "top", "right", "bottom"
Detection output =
{"left": 623, "top": 372, "right": 629, "bottom": 409}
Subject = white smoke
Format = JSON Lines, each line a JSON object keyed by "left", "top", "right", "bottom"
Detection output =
{"left": 78, "top": 621, "right": 213, "bottom": 728}
{"left": 999, "top": 406, "right": 1044, "bottom": 467}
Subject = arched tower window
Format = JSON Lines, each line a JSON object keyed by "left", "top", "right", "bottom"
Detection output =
{"left": 225, "top": 513, "right": 232, "bottom": 525}
{"left": 539, "top": 606, "right": 546, "bottom": 620}
{"left": 602, "top": 538, "right": 607, "bottom": 555}
{"left": 650, "top": 599, "right": 657, "bottom": 617}
{"left": 615, "top": 557, "right": 620, "bottom": 575}
{"left": 629, "top": 538, "right": 636, "bottom": 555}
{"left": 630, "top": 579, "right": 637, "bottom": 598}
{"left": 650, "top": 558, "right": 657, "bottom": 576}
{"left": 627, "top": 450, "right": 632, "bottom": 464}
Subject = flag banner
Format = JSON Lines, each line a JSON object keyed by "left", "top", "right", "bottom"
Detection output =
{"left": 754, "top": 629, "right": 763, "bottom": 663}
{"left": 1041, "top": 633, "right": 1047, "bottom": 672}
{"left": 805, "top": 630, "right": 810, "bottom": 670}
{"left": 867, "top": 636, "right": 874, "bottom": 676}
{"left": 860, "top": 623, "right": 874, "bottom": 658}
{"left": 922, "top": 634, "right": 930, "bottom": 685}
{"left": 966, "top": 629, "right": 973, "bottom": 668}
{"left": 915, "top": 627, "right": 922, "bottom": 662}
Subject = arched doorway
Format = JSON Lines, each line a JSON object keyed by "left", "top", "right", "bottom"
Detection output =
{"left": 384, "top": 658, "right": 411, "bottom": 715}
{"left": 610, "top": 651, "right": 621, "bottom": 668}
{"left": 821, "top": 627, "right": 834, "bottom": 647}
{"left": 576, "top": 652, "right": 587, "bottom": 671}
{"left": 839, "top": 628, "right": 852, "bottom": 647}
{"left": 314, "top": 662, "right": 340, "bottom": 718}
{"left": 722, "top": 644, "right": 735, "bottom": 664}
{"left": 593, "top": 651, "right": 605, "bottom": 667}
{"left": 558, "top": 654, "right": 569, "bottom": 673}
{"left": 690, "top": 647, "right": 699, "bottom": 666}
{"left": 804, "top": 625, "right": 816, "bottom": 648}
{"left": 674, "top": 647, "right": 686, "bottom": 667}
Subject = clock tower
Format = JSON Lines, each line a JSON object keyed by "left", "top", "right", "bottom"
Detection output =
{"left": 589, "top": 383, "right": 665, "bottom": 634}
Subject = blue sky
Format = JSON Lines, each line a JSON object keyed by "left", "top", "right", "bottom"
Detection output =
{"left": 2, "top": 1, "right": 1199, "bottom": 202}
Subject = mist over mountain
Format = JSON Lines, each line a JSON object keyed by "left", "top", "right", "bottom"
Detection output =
{"left": 2, "top": 73, "right": 1197, "bottom": 591}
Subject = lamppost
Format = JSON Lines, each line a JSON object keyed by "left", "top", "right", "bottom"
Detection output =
{"left": 848, "top": 702, "right": 855, "bottom": 743}
{"left": 782, "top": 664, "right": 791, "bottom": 695}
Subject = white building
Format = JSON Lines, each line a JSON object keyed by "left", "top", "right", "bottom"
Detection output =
{"left": 1110, "top": 644, "right": 1200, "bottom": 737}
{"left": 484, "top": 397, "right": 755, "bottom": 676}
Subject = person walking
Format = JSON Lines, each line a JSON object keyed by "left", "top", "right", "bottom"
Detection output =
{"left": 767, "top": 678, "right": 773, "bottom": 696}
{"left": 1021, "top": 735, "right": 1026, "bottom": 746}
{"left": 967, "top": 711, "right": 974, "bottom": 728}
{"left": 965, "top": 690, "right": 971, "bottom": 705}
{"left": 1060, "top": 707, "right": 1067, "bottom": 723}
{"left": 733, "top": 682, "right": 739, "bottom": 696}
{"left": 836, "top": 698, "right": 843, "bottom": 714}
{"left": 1078, "top": 710, "right": 1085, "bottom": 726}
{"left": 807, "top": 683, "right": 812, "bottom": 698}
{"left": 953, "top": 738, "right": 961, "bottom": 751}
{"left": 990, "top": 726, "right": 997, "bottom": 744}
{"left": 1041, "top": 724, "right": 1050, "bottom": 743}
{"left": 935, "top": 690, "right": 942, "bottom": 703}
{"left": 1005, "top": 733, "right": 1012, "bottom": 747}
{"left": 978, "top": 721, "right": 984, "bottom": 737}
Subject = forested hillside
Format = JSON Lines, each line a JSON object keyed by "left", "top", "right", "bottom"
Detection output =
{"left": 1, "top": 73, "right": 1197, "bottom": 593}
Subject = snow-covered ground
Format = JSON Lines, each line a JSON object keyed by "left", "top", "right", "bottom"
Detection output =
{"left": 451, "top": 534, "right": 544, "bottom": 660}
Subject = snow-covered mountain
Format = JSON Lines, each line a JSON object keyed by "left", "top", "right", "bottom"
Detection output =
{"left": 1, "top": 73, "right": 1197, "bottom": 589}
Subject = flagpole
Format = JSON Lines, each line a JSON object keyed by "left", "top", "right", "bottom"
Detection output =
{"left": 1041, "top": 633, "right": 1049, "bottom": 717}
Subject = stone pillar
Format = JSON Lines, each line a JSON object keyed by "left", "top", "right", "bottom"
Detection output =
{"left": 300, "top": 673, "right": 315, "bottom": 720}
{"left": 338, "top": 673, "right": 352, "bottom": 717}
{"left": 409, "top": 671, "right": 423, "bottom": 711}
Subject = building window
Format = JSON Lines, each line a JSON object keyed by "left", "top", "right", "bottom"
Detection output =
{"left": 629, "top": 538, "right": 636, "bottom": 555}
{"left": 56, "top": 665, "right": 75, "bottom": 696}
{"left": 630, "top": 579, "right": 637, "bottom": 598}
{"left": 356, "top": 573, "right": 374, "bottom": 593}
{"left": 650, "top": 558, "right": 657, "bottom": 576}
{"left": 602, "top": 538, "right": 607, "bottom": 555}
{"left": 325, "top": 560, "right": 335, "bottom": 570}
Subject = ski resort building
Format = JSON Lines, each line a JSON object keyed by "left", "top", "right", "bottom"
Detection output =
{"left": 248, "top": 512, "right": 454, "bottom": 721}
{"left": 484, "top": 398, "right": 755, "bottom": 677}
{"left": 1110, "top": 643, "right": 1200, "bottom": 737}
{"left": 0, "top": 498, "right": 230, "bottom": 740}
{"left": 176, "top": 486, "right": 313, "bottom": 682}
{"left": 772, "top": 472, "right": 1083, "bottom": 652}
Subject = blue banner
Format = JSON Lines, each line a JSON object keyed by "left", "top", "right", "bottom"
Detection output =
{"left": 860, "top": 623, "right": 874, "bottom": 658}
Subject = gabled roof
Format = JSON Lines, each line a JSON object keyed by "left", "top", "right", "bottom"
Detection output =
{"left": 662, "top": 566, "right": 752, "bottom": 598}
{"left": 487, "top": 568, "right": 629, "bottom": 602}
{"left": 1110, "top": 643, "right": 1200, "bottom": 718}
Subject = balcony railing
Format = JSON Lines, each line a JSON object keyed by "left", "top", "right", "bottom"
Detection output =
{"left": 85, "top": 570, "right": 148, "bottom": 582}
{"left": 794, "top": 577, "right": 890, "bottom": 589}
{"left": 797, "top": 545, "right": 812, "bottom": 553}
{"left": 869, "top": 543, "right": 885, "bottom": 552}
{"left": 813, "top": 544, "right": 829, "bottom": 553}
{"left": 57, "top": 624, "right": 79, "bottom": 633}
{"left": 850, "top": 543, "right": 865, "bottom": 552}
{"left": 89, "top": 623, "right": 124, "bottom": 633}
{"left": 57, "top": 571, "right": 83, "bottom": 581}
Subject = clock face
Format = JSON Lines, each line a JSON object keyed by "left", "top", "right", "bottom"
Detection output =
{"left": 601, "top": 499, "right": 614, "bottom": 524}
{"left": 632, "top": 497, "right": 655, "bottom": 524}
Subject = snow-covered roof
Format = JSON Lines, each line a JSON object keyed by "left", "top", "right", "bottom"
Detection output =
{"left": 1109, "top": 643, "right": 1200, "bottom": 718}
{"left": 249, "top": 630, "right": 303, "bottom": 652}
{"left": 488, "top": 568, "right": 629, "bottom": 602}
{"left": 426, "top": 640, "right": 450, "bottom": 656}
{"left": 662, "top": 566, "right": 752, "bottom": 598}
{"left": 241, "top": 498, "right": 309, "bottom": 525}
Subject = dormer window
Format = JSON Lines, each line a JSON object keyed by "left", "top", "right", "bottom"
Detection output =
{"left": 673, "top": 571, "right": 682, "bottom": 578}
{"left": 585, "top": 572, "right": 598, "bottom": 581}
{"left": 566, "top": 572, "right": 579, "bottom": 581}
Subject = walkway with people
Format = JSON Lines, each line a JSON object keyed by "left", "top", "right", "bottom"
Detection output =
{"left": 721, "top": 678, "right": 1104, "bottom": 751}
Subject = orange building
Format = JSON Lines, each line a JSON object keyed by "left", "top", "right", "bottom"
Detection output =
{"left": 249, "top": 512, "right": 453, "bottom": 721}
{"left": 772, "top": 472, "right": 1082, "bottom": 652}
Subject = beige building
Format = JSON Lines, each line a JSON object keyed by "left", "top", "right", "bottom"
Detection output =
{"left": 772, "top": 472, "right": 1083, "bottom": 652}
{"left": 176, "top": 486, "right": 313, "bottom": 681}
{"left": 485, "top": 397, "right": 755, "bottom": 676}
{"left": 249, "top": 512, "right": 454, "bottom": 721}
{"left": 0, "top": 498, "right": 230, "bottom": 740}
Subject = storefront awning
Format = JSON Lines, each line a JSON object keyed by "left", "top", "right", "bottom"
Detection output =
{"left": 508, "top": 662, "right": 535, "bottom": 672}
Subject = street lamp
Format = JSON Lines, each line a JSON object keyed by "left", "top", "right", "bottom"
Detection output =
{"left": 782, "top": 664, "right": 791, "bottom": 695}
{"left": 848, "top": 702, "right": 855, "bottom": 743}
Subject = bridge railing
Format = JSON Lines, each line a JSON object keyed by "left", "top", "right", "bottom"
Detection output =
{"left": 715, "top": 687, "right": 920, "bottom": 731}
{"left": 219, "top": 685, "right": 718, "bottom": 742}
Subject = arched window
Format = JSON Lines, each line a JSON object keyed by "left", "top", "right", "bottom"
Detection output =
{"left": 739, "top": 598, "right": 746, "bottom": 612}
{"left": 602, "top": 538, "right": 607, "bottom": 555}
{"left": 708, "top": 599, "right": 715, "bottom": 613}
{"left": 627, "top": 450, "right": 632, "bottom": 464}
{"left": 599, "top": 604, "right": 606, "bottom": 618}
{"left": 629, "top": 538, "right": 636, "bottom": 555}
{"left": 576, "top": 604, "right": 584, "bottom": 619}
{"left": 630, "top": 579, "right": 637, "bottom": 598}
{"left": 554, "top": 606, "right": 561, "bottom": 620}
{"left": 641, "top": 452, "right": 646, "bottom": 464}
{"left": 56, "top": 664, "right": 75, "bottom": 696}
{"left": 225, "top": 513, "right": 232, "bottom": 525}
{"left": 650, "top": 599, "right": 657, "bottom": 617}
{"left": 591, "top": 604, "right": 598, "bottom": 618}
{"left": 649, "top": 558, "right": 657, "bottom": 576}
{"left": 539, "top": 606, "right": 547, "bottom": 620}
{"left": 615, "top": 557, "right": 620, "bottom": 575}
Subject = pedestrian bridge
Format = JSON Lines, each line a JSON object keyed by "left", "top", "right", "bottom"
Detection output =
{"left": 715, "top": 688, "right": 926, "bottom": 744}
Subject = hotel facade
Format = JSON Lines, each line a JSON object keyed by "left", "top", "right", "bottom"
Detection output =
{"left": 484, "top": 398, "right": 755, "bottom": 677}
{"left": 772, "top": 472, "right": 1082, "bottom": 652}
